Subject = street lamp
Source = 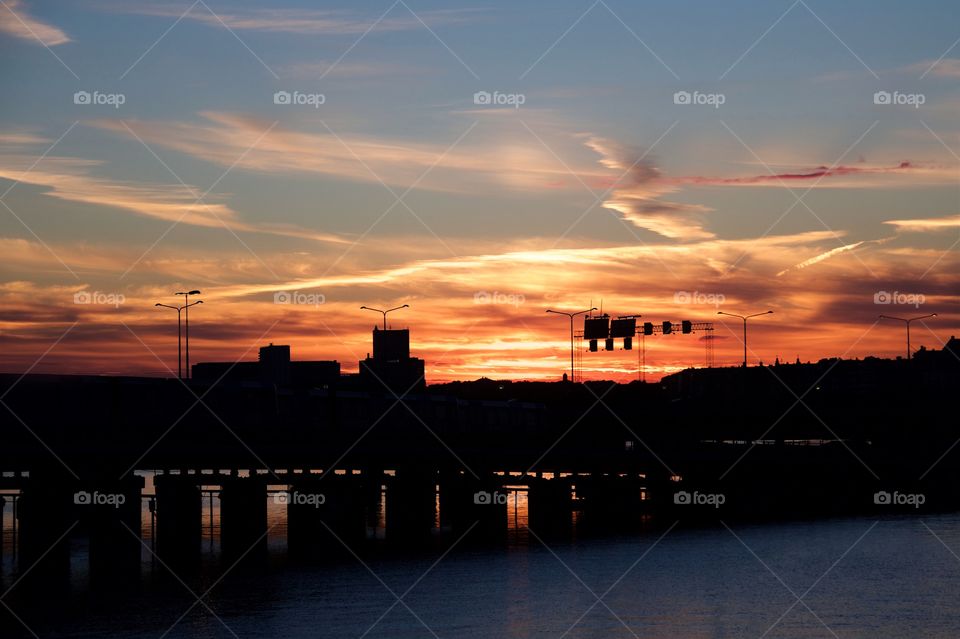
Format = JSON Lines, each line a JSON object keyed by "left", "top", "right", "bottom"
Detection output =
{"left": 175, "top": 290, "right": 201, "bottom": 378}
{"left": 155, "top": 300, "right": 202, "bottom": 378}
{"left": 879, "top": 313, "right": 937, "bottom": 360}
{"left": 717, "top": 310, "right": 773, "bottom": 368}
{"left": 546, "top": 307, "right": 596, "bottom": 382}
{"left": 360, "top": 304, "right": 409, "bottom": 330}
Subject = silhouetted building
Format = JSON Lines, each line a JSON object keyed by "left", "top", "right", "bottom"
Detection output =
{"left": 259, "top": 344, "right": 291, "bottom": 385}
{"left": 192, "top": 346, "right": 340, "bottom": 388}
{"left": 359, "top": 327, "right": 426, "bottom": 394}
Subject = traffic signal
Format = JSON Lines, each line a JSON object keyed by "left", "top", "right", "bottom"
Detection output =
{"left": 605, "top": 338, "right": 614, "bottom": 351}
{"left": 589, "top": 339, "right": 598, "bottom": 352}
{"left": 662, "top": 321, "right": 672, "bottom": 334}
{"left": 624, "top": 337, "right": 633, "bottom": 350}
{"left": 682, "top": 320, "right": 692, "bottom": 334}
{"left": 643, "top": 322, "right": 654, "bottom": 335}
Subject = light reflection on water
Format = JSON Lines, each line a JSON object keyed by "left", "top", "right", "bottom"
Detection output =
{"left": 3, "top": 476, "right": 960, "bottom": 637}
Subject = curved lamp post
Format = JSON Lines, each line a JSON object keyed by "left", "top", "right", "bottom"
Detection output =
{"left": 546, "top": 307, "right": 597, "bottom": 382}
{"left": 879, "top": 313, "right": 937, "bottom": 360}
{"left": 717, "top": 310, "right": 773, "bottom": 368}
{"left": 155, "top": 299, "right": 203, "bottom": 378}
{"left": 360, "top": 304, "right": 409, "bottom": 330}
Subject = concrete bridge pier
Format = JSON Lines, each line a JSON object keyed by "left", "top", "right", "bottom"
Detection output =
{"left": 16, "top": 473, "right": 76, "bottom": 588}
{"left": 154, "top": 476, "right": 202, "bottom": 567}
{"left": 219, "top": 478, "right": 267, "bottom": 561}
{"left": 575, "top": 474, "right": 647, "bottom": 529}
{"left": 287, "top": 477, "right": 366, "bottom": 558}
{"left": 527, "top": 478, "right": 572, "bottom": 535}
{"left": 440, "top": 472, "right": 507, "bottom": 542}
{"left": 86, "top": 475, "right": 144, "bottom": 585}
{"left": 387, "top": 468, "right": 436, "bottom": 542}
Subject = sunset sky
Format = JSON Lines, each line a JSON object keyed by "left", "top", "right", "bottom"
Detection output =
{"left": 1, "top": 0, "right": 958, "bottom": 381}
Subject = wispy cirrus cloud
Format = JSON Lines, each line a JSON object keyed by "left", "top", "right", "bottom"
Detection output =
{"left": 0, "top": 152, "right": 347, "bottom": 244}
{"left": 109, "top": 4, "right": 480, "bottom": 35}
{"left": 0, "top": 0, "right": 69, "bottom": 45}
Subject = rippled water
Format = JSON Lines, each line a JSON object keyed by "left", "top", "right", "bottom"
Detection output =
{"left": 3, "top": 506, "right": 960, "bottom": 638}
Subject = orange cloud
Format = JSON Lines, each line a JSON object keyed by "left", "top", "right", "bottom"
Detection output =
{"left": 0, "top": 0, "right": 69, "bottom": 46}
